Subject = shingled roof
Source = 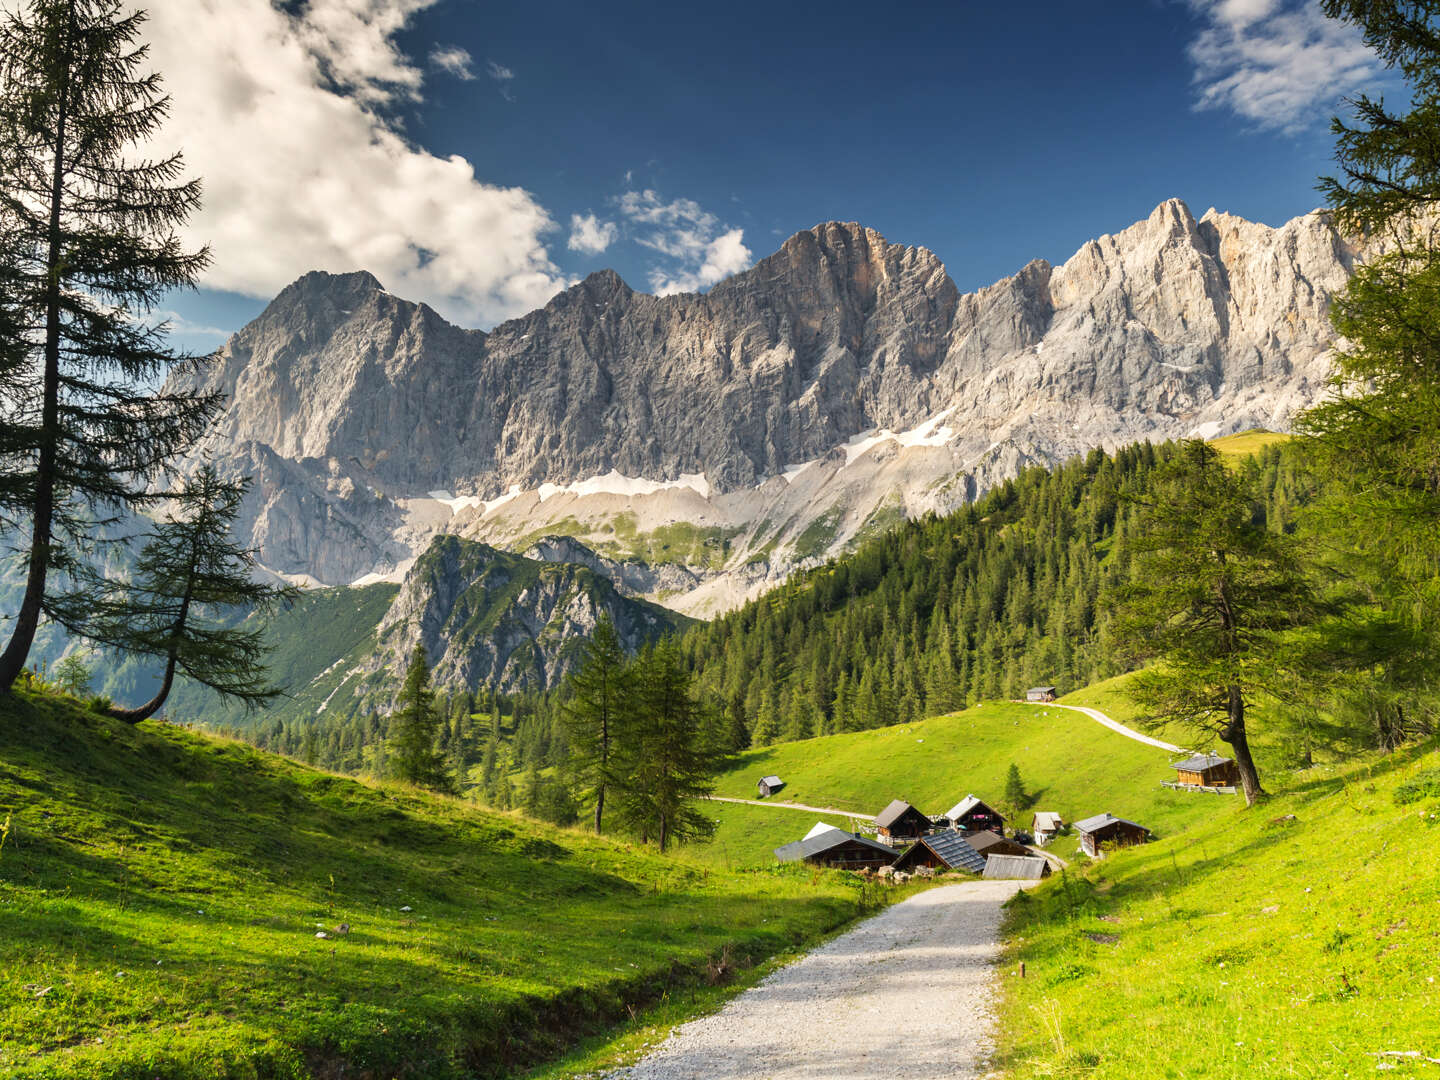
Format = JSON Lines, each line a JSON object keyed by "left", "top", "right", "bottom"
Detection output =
{"left": 1170, "top": 753, "right": 1232, "bottom": 772}
{"left": 983, "top": 854, "right": 1052, "bottom": 880}
{"left": 1074, "top": 812, "right": 1147, "bottom": 834}
{"left": 774, "top": 830, "right": 894, "bottom": 864}
{"left": 875, "top": 799, "right": 924, "bottom": 829}
{"left": 921, "top": 832, "right": 987, "bottom": 873}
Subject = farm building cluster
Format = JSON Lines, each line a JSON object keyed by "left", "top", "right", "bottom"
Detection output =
{"left": 771, "top": 784, "right": 1155, "bottom": 880}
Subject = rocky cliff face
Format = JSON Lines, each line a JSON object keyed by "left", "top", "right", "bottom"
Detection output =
{"left": 177, "top": 198, "right": 1358, "bottom": 614}
{"left": 362, "top": 536, "right": 687, "bottom": 697}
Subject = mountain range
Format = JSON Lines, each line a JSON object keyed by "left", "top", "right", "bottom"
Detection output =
{"left": 176, "top": 197, "right": 1356, "bottom": 617}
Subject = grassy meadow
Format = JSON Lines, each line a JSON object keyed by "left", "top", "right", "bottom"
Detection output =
{"left": 0, "top": 691, "right": 886, "bottom": 1080}
{"left": 708, "top": 700, "right": 1237, "bottom": 862}
{"left": 998, "top": 737, "right": 1440, "bottom": 1078}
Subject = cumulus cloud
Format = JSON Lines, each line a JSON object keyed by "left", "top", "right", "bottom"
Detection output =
{"left": 1186, "top": 0, "right": 1381, "bottom": 132}
{"left": 616, "top": 189, "right": 753, "bottom": 295}
{"left": 567, "top": 213, "right": 619, "bottom": 255}
{"left": 137, "top": 0, "right": 568, "bottom": 327}
{"left": 429, "top": 44, "right": 475, "bottom": 80}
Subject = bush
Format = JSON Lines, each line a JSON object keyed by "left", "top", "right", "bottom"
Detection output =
{"left": 1393, "top": 769, "right": 1440, "bottom": 805}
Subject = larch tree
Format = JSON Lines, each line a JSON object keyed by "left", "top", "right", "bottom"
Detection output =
{"left": 0, "top": 0, "right": 220, "bottom": 692}
{"left": 559, "top": 616, "right": 630, "bottom": 834}
{"left": 85, "top": 465, "right": 296, "bottom": 723}
{"left": 615, "top": 641, "right": 718, "bottom": 853}
{"left": 1108, "top": 441, "right": 1320, "bottom": 805}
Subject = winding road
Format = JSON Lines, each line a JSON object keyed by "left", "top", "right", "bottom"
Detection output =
{"left": 606, "top": 881, "right": 1025, "bottom": 1080}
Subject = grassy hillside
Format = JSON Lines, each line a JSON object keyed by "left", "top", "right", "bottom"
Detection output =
{"left": 708, "top": 701, "right": 1245, "bottom": 862}
{"left": 1209, "top": 427, "right": 1290, "bottom": 459}
{"left": 0, "top": 691, "right": 878, "bottom": 1080}
{"left": 999, "top": 737, "right": 1440, "bottom": 1077}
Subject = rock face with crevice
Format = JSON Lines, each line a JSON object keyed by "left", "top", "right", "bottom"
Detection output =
{"left": 175, "top": 198, "right": 1358, "bottom": 614}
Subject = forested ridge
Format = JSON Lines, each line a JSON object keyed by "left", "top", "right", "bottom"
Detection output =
{"left": 681, "top": 440, "right": 1309, "bottom": 747}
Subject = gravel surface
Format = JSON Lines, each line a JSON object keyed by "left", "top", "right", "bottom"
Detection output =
{"left": 606, "top": 880, "right": 1023, "bottom": 1080}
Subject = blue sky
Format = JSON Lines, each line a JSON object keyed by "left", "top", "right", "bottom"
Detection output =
{"left": 147, "top": 0, "right": 1392, "bottom": 350}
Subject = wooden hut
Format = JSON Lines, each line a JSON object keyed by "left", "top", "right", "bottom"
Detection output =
{"left": 774, "top": 829, "right": 895, "bottom": 870}
{"left": 1074, "top": 812, "right": 1151, "bottom": 857}
{"left": 965, "top": 830, "right": 1034, "bottom": 860}
{"left": 889, "top": 832, "right": 986, "bottom": 874}
{"left": 1026, "top": 686, "right": 1058, "bottom": 702}
{"left": 874, "top": 799, "right": 933, "bottom": 844}
{"left": 1031, "top": 812, "right": 1064, "bottom": 846}
{"left": 944, "top": 794, "right": 1006, "bottom": 835}
{"left": 1168, "top": 753, "right": 1241, "bottom": 791}
{"left": 757, "top": 774, "right": 785, "bottom": 797}
{"left": 983, "top": 854, "right": 1052, "bottom": 880}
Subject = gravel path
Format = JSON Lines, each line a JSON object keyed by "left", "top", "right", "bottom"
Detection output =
{"left": 707, "top": 796, "right": 871, "bottom": 821}
{"left": 606, "top": 881, "right": 1023, "bottom": 1080}
{"left": 1024, "top": 701, "right": 1185, "bottom": 753}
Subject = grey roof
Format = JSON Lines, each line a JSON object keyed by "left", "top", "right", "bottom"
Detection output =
{"left": 1074, "top": 812, "right": 1148, "bottom": 835}
{"left": 875, "top": 799, "right": 929, "bottom": 829}
{"left": 919, "top": 832, "right": 987, "bottom": 873}
{"left": 1170, "top": 753, "right": 1232, "bottom": 772}
{"left": 966, "top": 830, "right": 1028, "bottom": 855}
{"left": 1032, "top": 812, "right": 1064, "bottom": 831}
{"left": 760, "top": 775, "right": 784, "bottom": 787}
{"left": 983, "top": 854, "right": 1051, "bottom": 880}
{"left": 945, "top": 794, "right": 1001, "bottom": 821}
{"left": 804, "top": 821, "right": 846, "bottom": 841}
{"left": 774, "top": 829, "right": 894, "bottom": 864}
{"left": 1027, "top": 686, "right": 1057, "bottom": 694}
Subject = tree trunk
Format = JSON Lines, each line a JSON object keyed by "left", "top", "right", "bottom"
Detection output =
{"left": 593, "top": 786, "right": 605, "bottom": 835}
{"left": 658, "top": 813, "right": 669, "bottom": 853}
{"left": 106, "top": 649, "right": 178, "bottom": 724}
{"left": 1220, "top": 684, "right": 1265, "bottom": 806}
{"left": 0, "top": 3, "right": 72, "bottom": 693}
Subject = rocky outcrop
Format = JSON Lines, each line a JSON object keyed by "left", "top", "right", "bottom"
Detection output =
{"left": 176, "top": 199, "right": 1359, "bottom": 611}
{"left": 361, "top": 535, "right": 688, "bottom": 696}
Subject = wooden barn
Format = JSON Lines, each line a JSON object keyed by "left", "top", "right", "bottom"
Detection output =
{"left": 1168, "top": 753, "right": 1241, "bottom": 792}
{"left": 983, "top": 854, "right": 1052, "bottom": 880}
{"left": 889, "top": 832, "right": 987, "bottom": 874}
{"left": 757, "top": 774, "right": 785, "bottom": 797}
{"left": 1031, "top": 812, "right": 1064, "bottom": 845}
{"left": 944, "top": 794, "right": 1006, "bottom": 835}
{"left": 774, "top": 829, "right": 895, "bottom": 870}
{"left": 965, "top": 830, "right": 1034, "bottom": 860}
{"left": 1074, "top": 812, "right": 1151, "bottom": 857}
{"left": 1026, "top": 686, "right": 1058, "bottom": 702}
{"left": 874, "top": 799, "right": 933, "bottom": 844}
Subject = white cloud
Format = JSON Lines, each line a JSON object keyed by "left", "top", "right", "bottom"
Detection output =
{"left": 616, "top": 189, "right": 753, "bottom": 295}
{"left": 429, "top": 45, "right": 475, "bottom": 80}
{"left": 486, "top": 59, "right": 515, "bottom": 82}
{"left": 138, "top": 0, "right": 569, "bottom": 327}
{"left": 1186, "top": 0, "right": 1381, "bottom": 132}
{"left": 567, "top": 213, "right": 618, "bottom": 255}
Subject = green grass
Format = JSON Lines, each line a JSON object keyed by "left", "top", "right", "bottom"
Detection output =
{"left": 683, "top": 802, "right": 863, "bottom": 870}
{"left": 997, "top": 737, "right": 1440, "bottom": 1078}
{"left": 709, "top": 701, "right": 1238, "bottom": 862}
{"left": 0, "top": 691, "right": 882, "bottom": 1079}
{"left": 790, "top": 504, "right": 845, "bottom": 560}
{"left": 1209, "top": 428, "right": 1290, "bottom": 460}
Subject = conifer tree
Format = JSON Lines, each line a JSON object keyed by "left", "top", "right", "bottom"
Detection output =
{"left": 1003, "top": 762, "right": 1027, "bottom": 820}
{"left": 559, "top": 616, "right": 629, "bottom": 833}
{"left": 1109, "top": 442, "right": 1320, "bottom": 805}
{"left": 85, "top": 466, "right": 295, "bottom": 723}
{"left": 0, "top": 0, "right": 221, "bottom": 690}
{"left": 614, "top": 641, "right": 717, "bottom": 852}
{"left": 388, "top": 645, "right": 450, "bottom": 792}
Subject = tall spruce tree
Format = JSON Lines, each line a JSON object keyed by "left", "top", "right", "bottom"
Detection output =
{"left": 0, "top": 0, "right": 219, "bottom": 692}
{"left": 85, "top": 465, "right": 296, "bottom": 723}
{"left": 1108, "top": 442, "right": 1320, "bottom": 805}
{"left": 388, "top": 645, "right": 450, "bottom": 792}
{"left": 559, "top": 617, "right": 629, "bottom": 834}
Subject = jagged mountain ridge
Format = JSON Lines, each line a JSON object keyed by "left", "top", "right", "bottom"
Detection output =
{"left": 179, "top": 198, "right": 1357, "bottom": 613}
